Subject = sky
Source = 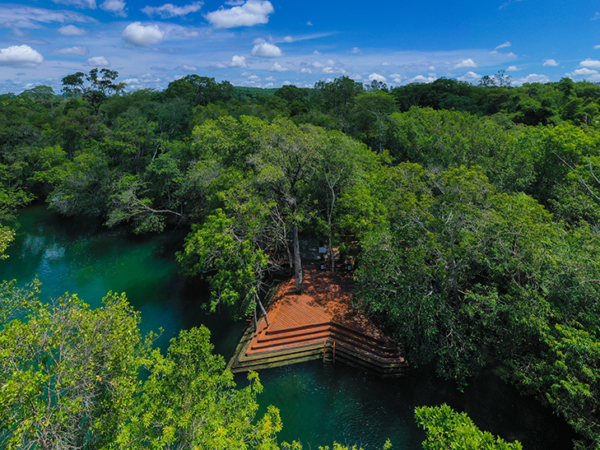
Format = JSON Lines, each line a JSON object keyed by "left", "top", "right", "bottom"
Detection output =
{"left": 2, "top": 0, "right": 600, "bottom": 93}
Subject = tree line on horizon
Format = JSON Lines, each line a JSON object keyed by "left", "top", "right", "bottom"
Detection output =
{"left": 1, "top": 69, "right": 600, "bottom": 448}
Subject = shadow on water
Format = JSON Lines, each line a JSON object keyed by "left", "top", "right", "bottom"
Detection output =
{"left": 1, "top": 205, "right": 579, "bottom": 450}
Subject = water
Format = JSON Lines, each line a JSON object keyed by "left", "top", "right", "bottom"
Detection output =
{"left": 0, "top": 205, "right": 577, "bottom": 449}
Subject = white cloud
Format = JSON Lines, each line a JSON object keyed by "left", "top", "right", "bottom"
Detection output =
{"left": 580, "top": 58, "right": 600, "bottom": 68}
{"left": 593, "top": 12, "right": 600, "bottom": 20}
{"left": 0, "top": 45, "right": 43, "bottom": 68}
{"left": 251, "top": 42, "right": 282, "bottom": 57}
{"left": 428, "top": 65, "right": 435, "bottom": 71}
{"left": 265, "top": 82, "right": 273, "bottom": 88}
{"left": 54, "top": 46, "right": 88, "bottom": 55}
{"left": 594, "top": 45, "right": 600, "bottom": 50}
{"left": 241, "top": 71, "right": 251, "bottom": 76}
{"left": 51, "top": 0, "right": 96, "bottom": 9}
{"left": 515, "top": 73, "right": 550, "bottom": 84}
{"left": 229, "top": 55, "right": 247, "bottom": 68}
{"left": 100, "top": 0, "right": 126, "bottom": 16}
{"left": 269, "top": 62, "right": 289, "bottom": 72}
{"left": 299, "top": 68, "right": 312, "bottom": 74}
{"left": 248, "top": 75, "right": 261, "bottom": 81}
{"left": 122, "top": 22, "right": 165, "bottom": 46}
{"left": 568, "top": 68, "right": 599, "bottom": 76}
{"left": 313, "top": 50, "right": 321, "bottom": 55}
{"left": 141, "top": 1, "right": 202, "bottom": 18}
{"left": 179, "top": 64, "right": 197, "bottom": 71}
{"left": 408, "top": 75, "right": 436, "bottom": 84}
{"left": 213, "top": 63, "right": 227, "bottom": 68}
{"left": 283, "top": 35, "right": 293, "bottom": 43}
{"left": 283, "top": 80, "right": 292, "bottom": 85}
{"left": 453, "top": 58, "right": 477, "bottom": 69}
{"left": 205, "top": 0, "right": 273, "bottom": 28}
{"left": 381, "top": 61, "right": 392, "bottom": 66}
{"left": 506, "top": 52, "right": 517, "bottom": 58}
{"left": 58, "top": 25, "right": 88, "bottom": 35}
{"left": 87, "top": 55, "right": 109, "bottom": 66}
{"left": 322, "top": 66, "right": 346, "bottom": 74}
{"left": 265, "top": 76, "right": 275, "bottom": 81}
{"left": 507, "top": 65, "right": 522, "bottom": 71}
{"left": 368, "top": 73, "right": 387, "bottom": 82}
{"left": 306, "top": 21, "right": 312, "bottom": 26}
{"left": 0, "top": 6, "right": 96, "bottom": 30}
{"left": 543, "top": 59, "right": 559, "bottom": 66}
{"left": 495, "top": 41, "right": 511, "bottom": 50}
{"left": 457, "top": 71, "right": 481, "bottom": 82}
{"left": 351, "top": 47, "right": 362, "bottom": 54}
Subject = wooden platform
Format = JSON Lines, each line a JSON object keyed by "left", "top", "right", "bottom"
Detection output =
{"left": 227, "top": 262, "right": 407, "bottom": 377}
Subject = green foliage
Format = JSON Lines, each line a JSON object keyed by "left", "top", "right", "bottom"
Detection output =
{"left": 415, "top": 404, "right": 522, "bottom": 449}
{"left": 0, "top": 284, "right": 283, "bottom": 450}
{"left": 7, "top": 73, "right": 600, "bottom": 447}
{"left": 62, "top": 68, "right": 125, "bottom": 115}
{"left": 386, "top": 107, "right": 535, "bottom": 192}
{"left": 0, "top": 290, "right": 151, "bottom": 449}
{"left": 116, "top": 327, "right": 281, "bottom": 450}
{"left": 177, "top": 209, "right": 269, "bottom": 318}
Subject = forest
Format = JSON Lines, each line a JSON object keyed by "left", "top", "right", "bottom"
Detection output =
{"left": 1, "top": 70, "right": 600, "bottom": 449}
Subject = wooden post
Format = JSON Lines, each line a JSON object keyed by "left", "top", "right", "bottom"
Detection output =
{"left": 333, "top": 341, "right": 336, "bottom": 364}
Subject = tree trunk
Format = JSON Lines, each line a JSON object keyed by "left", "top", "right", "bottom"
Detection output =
{"left": 284, "top": 225, "right": 293, "bottom": 274}
{"left": 257, "top": 295, "right": 270, "bottom": 327}
{"left": 254, "top": 304, "right": 258, "bottom": 332}
{"left": 328, "top": 233, "right": 334, "bottom": 274}
{"left": 293, "top": 225, "right": 303, "bottom": 293}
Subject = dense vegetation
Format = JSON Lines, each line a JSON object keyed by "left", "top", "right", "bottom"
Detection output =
{"left": 3, "top": 70, "right": 600, "bottom": 447}
{"left": 0, "top": 281, "right": 503, "bottom": 450}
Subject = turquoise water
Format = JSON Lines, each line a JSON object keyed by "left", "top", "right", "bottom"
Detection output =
{"left": 0, "top": 205, "right": 577, "bottom": 449}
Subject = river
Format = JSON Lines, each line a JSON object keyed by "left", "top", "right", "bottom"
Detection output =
{"left": 0, "top": 205, "right": 577, "bottom": 449}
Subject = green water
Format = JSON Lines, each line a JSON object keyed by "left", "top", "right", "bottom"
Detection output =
{"left": 1, "top": 205, "right": 577, "bottom": 449}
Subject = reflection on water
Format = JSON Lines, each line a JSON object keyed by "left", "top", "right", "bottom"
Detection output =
{"left": 1, "top": 205, "right": 577, "bottom": 450}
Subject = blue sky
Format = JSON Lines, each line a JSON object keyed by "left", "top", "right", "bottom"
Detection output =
{"left": 2, "top": 0, "right": 600, "bottom": 93}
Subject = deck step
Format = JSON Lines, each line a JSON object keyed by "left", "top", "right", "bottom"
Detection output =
{"left": 228, "top": 263, "right": 409, "bottom": 377}
{"left": 252, "top": 327, "right": 401, "bottom": 360}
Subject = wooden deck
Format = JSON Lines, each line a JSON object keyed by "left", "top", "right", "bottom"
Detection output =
{"left": 228, "top": 262, "right": 407, "bottom": 376}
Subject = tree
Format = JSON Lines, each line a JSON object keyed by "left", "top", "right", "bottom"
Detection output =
{"left": 48, "top": 152, "right": 112, "bottom": 217}
{"left": 0, "top": 290, "right": 152, "bottom": 449}
{"left": 311, "top": 131, "right": 376, "bottom": 272}
{"left": 115, "top": 327, "right": 282, "bottom": 450}
{"left": 163, "top": 75, "right": 233, "bottom": 107}
{"left": 177, "top": 209, "right": 272, "bottom": 323}
{"left": 249, "top": 118, "right": 323, "bottom": 294}
{"left": 62, "top": 69, "right": 126, "bottom": 115}
{"left": 274, "top": 85, "right": 308, "bottom": 104}
{"left": 0, "top": 285, "right": 284, "bottom": 450}
{"left": 352, "top": 91, "right": 397, "bottom": 154}
{"left": 478, "top": 70, "right": 512, "bottom": 88}
{"left": 314, "top": 76, "right": 364, "bottom": 131}
{"left": 415, "top": 404, "right": 523, "bottom": 449}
